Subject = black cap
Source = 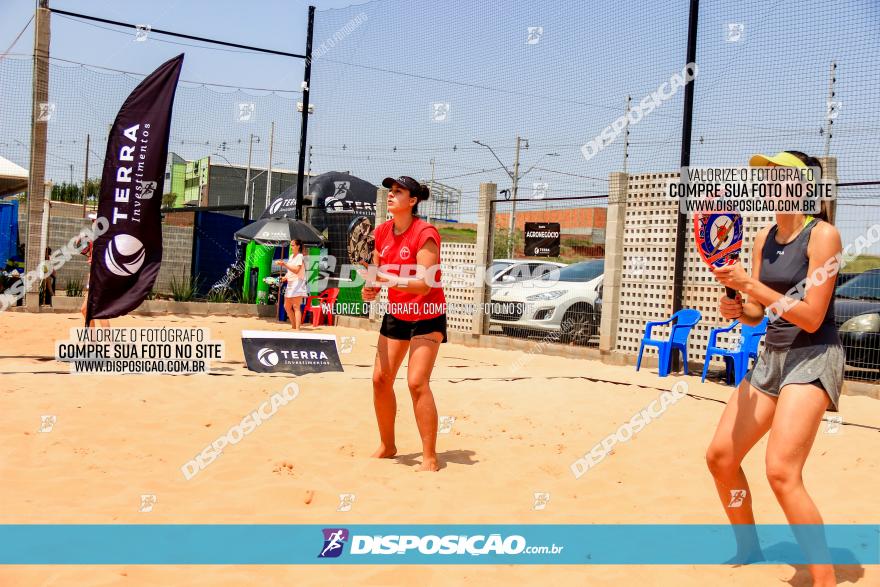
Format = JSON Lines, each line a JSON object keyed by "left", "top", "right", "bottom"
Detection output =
{"left": 382, "top": 175, "right": 422, "bottom": 197}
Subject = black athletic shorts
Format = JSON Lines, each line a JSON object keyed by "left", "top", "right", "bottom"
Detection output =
{"left": 380, "top": 313, "right": 448, "bottom": 343}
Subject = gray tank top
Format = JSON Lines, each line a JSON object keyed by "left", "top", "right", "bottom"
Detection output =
{"left": 759, "top": 218, "right": 840, "bottom": 349}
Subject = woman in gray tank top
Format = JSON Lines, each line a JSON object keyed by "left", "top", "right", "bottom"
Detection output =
{"left": 705, "top": 151, "right": 843, "bottom": 587}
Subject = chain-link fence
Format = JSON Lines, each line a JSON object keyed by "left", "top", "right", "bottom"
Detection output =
{"left": 2, "top": 0, "right": 879, "bottom": 382}
{"left": 487, "top": 195, "right": 606, "bottom": 346}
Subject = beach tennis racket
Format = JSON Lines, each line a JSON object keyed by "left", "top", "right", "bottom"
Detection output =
{"left": 347, "top": 216, "right": 375, "bottom": 267}
{"left": 694, "top": 210, "right": 743, "bottom": 299}
{"left": 347, "top": 215, "right": 382, "bottom": 296}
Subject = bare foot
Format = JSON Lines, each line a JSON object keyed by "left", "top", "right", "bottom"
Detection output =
{"left": 418, "top": 456, "right": 440, "bottom": 472}
{"left": 725, "top": 548, "right": 765, "bottom": 566}
{"left": 371, "top": 443, "right": 397, "bottom": 458}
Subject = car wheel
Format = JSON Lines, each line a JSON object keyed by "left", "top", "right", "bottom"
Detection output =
{"left": 560, "top": 306, "right": 597, "bottom": 345}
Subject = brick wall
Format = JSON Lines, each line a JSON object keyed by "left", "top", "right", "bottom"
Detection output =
{"left": 496, "top": 207, "right": 607, "bottom": 241}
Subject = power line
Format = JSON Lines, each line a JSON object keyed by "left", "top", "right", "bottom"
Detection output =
{"left": 320, "top": 56, "right": 670, "bottom": 121}
{"left": 49, "top": 8, "right": 306, "bottom": 59}
{"left": 530, "top": 167, "right": 609, "bottom": 182}
{"left": 0, "top": 15, "right": 34, "bottom": 61}
{"left": 26, "top": 54, "right": 304, "bottom": 94}
{"left": 434, "top": 167, "right": 506, "bottom": 181}
{"left": 53, "top": 14, "right": 266, "bottom": 56}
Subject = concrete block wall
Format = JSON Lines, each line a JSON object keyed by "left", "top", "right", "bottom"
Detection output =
{"left": 614, "top": 172, "right": 681, "bottom": 355}
{"left": 154, "top": 225, "right": 194, "bottom": 295}
{"left": 606, "top": 160, "right": 836, "bottom": 366}
{"left": 611, "top": 171, "right": 769, "bottom": 362}
{"left": 370, "top": 241, "right": 478, "bottom": 333}
{"left": 46, "top": 216, "right": 93, "bottom": 291}
{"left": 18, "top": 206, "right": 193, "bottom": 296}
{"left": 441, "top": 242, "right": 478, "bottom": 332}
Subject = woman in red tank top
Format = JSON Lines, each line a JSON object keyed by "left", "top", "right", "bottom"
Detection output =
{"left": 361, "top": 175, "right": 447, "bottom": 472}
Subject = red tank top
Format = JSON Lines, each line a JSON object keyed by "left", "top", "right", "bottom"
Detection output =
{"left": 373, "top": 217, "right": 446, "bottom": 321}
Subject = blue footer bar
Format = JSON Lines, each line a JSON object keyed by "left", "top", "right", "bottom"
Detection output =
{"left": 0, "top": 524, "right": 877, "bottom": 565}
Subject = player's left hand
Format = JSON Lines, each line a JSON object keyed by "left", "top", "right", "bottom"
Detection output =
{"left": 711, "top": 262, "right": 751, "bottom": 291}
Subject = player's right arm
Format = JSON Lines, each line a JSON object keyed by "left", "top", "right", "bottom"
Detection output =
{"left": 719, "top": 226, "right": 768, "bottom": 325}
{"left": 361, "top": 228, "right": 382, "bottom": 302}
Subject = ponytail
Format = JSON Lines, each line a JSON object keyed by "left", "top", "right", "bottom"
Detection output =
{"left": 785, "top": 150, "right": 830, "bottom": 223}
{"left": 411, "top": 183, "right": 431, "bottom": 217}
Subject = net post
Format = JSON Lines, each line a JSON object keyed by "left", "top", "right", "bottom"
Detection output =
{"left": 818, "top": 156, "right": 838, "bottom": 224}
{"left": 369, "top": 187, "right": 389, "bottom": 325}
{"left": 599, "top": 172, "right": 628, "bottom": 355}
{"left": 473, "top": 182, "right": 496, "bottom": 336}
{"left": 671, "top": 0, "right": 700, "bottom": 372}
{"left": 25, "top": 2, "right": 51, "bottom": 312}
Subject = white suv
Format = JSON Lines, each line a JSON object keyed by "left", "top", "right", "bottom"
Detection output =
{"left": 489, "top": 259, "right": 567, "bottom": 284}
{"left": 489, "top": 259, "right": 604, "bottom": 345}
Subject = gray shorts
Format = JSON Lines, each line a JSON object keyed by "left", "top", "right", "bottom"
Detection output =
{"left": 745, "top": 344, "right": 844, "bottom": 412}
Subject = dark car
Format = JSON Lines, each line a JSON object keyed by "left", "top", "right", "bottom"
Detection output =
{"left": 834, "top": 269, "right": 880, "bottom": 370}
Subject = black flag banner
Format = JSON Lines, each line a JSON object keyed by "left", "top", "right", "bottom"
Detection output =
{"left": 85, "top": 54, "right": 184, "bottom": 325}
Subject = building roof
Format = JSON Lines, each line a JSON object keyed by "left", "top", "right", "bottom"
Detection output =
{"left": 208, "top": 158, "right": 304, "bottom": 176}
{"left": 0, "top": 156, "right": 27, "bottom": 179}
{"left": 0, "top": 155, "right": 28, "bottom": 198}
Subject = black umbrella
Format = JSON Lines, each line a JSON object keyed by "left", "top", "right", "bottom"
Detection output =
{"left": 233, "top": 217, "right": 325, "bottom": 247}
{"left": 277, "top": 172, "right": 377, "bottom": 216}
{"left": 262, "top": 172, "right": 378, "bottom": 229}
{"left": 308, "top": 171, "right": 377, "bottom": 212}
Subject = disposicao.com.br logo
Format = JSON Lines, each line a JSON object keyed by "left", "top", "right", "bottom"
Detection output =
{"left": 317, "top": 528, "right": 563, "bottom": 558}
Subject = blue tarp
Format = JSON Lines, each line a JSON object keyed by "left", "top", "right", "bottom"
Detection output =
{"left": 0, "top": 199, "right": 19, "bottom": 267}
{"left": 192, "top": 210, "right": 247, "bottom": 297}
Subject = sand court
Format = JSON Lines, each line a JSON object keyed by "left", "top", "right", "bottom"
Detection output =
{"left": 0, "top": 311, "right": 877, "bottom": 585}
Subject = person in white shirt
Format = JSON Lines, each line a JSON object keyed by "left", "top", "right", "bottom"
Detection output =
{"left": 280, "top": 239, "right": 308, "bottom": 329}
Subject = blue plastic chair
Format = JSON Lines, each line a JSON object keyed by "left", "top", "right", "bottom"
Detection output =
{"left": 742, "top": 317, "right": 769, "bottom": 364}
{"left": 701, "top": 318, "right": 768, "bottom": 385}
{"left": 636, "top": 308, "right": 702, "bottom": 377}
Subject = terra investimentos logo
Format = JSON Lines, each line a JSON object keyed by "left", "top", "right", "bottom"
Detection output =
{"left": 257, "top": 347, "right": 280, "bottom": 367}
{"left": 104, "top": 234, "right": 146, "bottom": 276}
{"left": 104, "top": 122, "right": 155, "bottom": 277}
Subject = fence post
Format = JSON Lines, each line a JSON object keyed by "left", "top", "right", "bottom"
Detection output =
{"left": 818, "top": 156, "right": 838, "bottom": 224}
{"left": 473, "top": 182, "right": 496, "bottom": 336}
{"left": 25, "top": 3, "right": 51, "bottom": 312}
{"left": 369, "top": 187, "right": 389, "bottom": 324}
{"left": 599, "top": 172, "right": 628, "bottom": 355}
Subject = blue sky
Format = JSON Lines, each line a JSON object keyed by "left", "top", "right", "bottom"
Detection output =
{"left": 0, "top": 0, "right": 363, "bottom": 89}
{"left": 1, "top": 0, "right": 878, "bottom": 247}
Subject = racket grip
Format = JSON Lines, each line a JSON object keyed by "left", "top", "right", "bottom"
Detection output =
{"left": 725, "top": 286, "right": 737, "bottom": 300}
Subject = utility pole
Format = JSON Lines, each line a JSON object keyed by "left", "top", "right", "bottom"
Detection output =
{"left": 82, "top": 133, "right": 89, "bottom": 217}
{"left": 670, "top": 0, "right": 700, "bottom": 372}
{"left": 265, "top": 121, "right": 275, "bottom": 213}
{"left": 244, "top": 133, "right": 256, "bottom": 220}
{"left": 427, "top": 157, "right": 435, "bottom": 223}
{"left": 306, "top": 144, "right": 313, "bottom": 202}
{"left": 472, "top": 137, "right": 527, "bottom": 257}
{"left": 823, "top": 61, "right": 837, "bottom": 159}
{"left": 295, "top": 5, "right": 316, "bottom": 221}
{"left": 25, "top": 0, "right": 51, "bottom": 311}
{"left": 507, "top": 136, "right": 527, "bottom": 258}
{"left": 623, "top": 95, "right": 632, "bottom": 174}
